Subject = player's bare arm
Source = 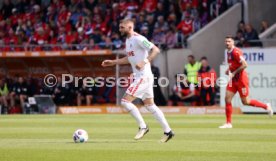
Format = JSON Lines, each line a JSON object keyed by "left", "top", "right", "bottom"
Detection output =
{"left": 135, "top": 45, "right": 160, "bottom": 70}
{"left": 230, "top": 59, "right": 248, "bottom": 79}
{"left": 102, "top": 56, "right": 129, "bottom": 67}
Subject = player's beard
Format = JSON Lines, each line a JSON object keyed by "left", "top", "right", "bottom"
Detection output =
{"left": 120, "top": 31, "right": 127, "bottom": 36}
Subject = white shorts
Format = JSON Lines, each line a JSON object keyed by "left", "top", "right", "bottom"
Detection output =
{"left": 126, "top": 76, "right": 154, "bottom": 100}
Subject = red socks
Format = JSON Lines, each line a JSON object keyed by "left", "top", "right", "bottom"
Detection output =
{"left": 249, "top": 100, "right": 268, "bottom": 109}
{"left": 226, "top": 103, "right": 232, "bottom": 124}
{"left": 225, "top": 100, "right": 267, "bottom": 124}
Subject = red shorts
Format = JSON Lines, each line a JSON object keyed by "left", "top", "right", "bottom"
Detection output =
{"left": 226, "top": 72, "right": 249, "bottom": 98}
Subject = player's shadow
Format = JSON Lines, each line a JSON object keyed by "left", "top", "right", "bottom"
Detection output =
{"left": 67, "top": 140, "right": 138, "bottom": 144}
{"left": 66, "top": 140, "right": 153, "bottom": 144}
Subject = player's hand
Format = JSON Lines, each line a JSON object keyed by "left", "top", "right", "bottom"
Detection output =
{"left": 101, "top": 60, "right": 115, "bottom": 67}
{"left": 228, "top": 72, "right": 234, "bottom": 79}
{"left": 135, "top": 61, "right": 145, "bottom": 71}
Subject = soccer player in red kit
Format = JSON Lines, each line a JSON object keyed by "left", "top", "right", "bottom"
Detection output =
{"left": 219, "top": 36, "right": 273, "bottom": 128}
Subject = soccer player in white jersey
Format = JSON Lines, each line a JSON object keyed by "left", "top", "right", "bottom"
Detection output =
{"left": 102, "top": 19, "right": 174, "bottom": 143}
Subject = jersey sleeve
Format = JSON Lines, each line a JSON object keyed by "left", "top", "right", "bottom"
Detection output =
{"left": 136, "top": 36, "right": 154, "bottom": 51}
{"left": 233, "top": 49, "right": 245, "bottom": 63}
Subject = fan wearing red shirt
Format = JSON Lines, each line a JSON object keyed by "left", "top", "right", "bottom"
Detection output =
{"left": 219, "top": 36, "right": 274, "bottom": 129}
{"left": 176, "top": 13, "right": 194, "bottom": 37}
{"left": 141, "top": 0, "right": 157, "bottom": 13}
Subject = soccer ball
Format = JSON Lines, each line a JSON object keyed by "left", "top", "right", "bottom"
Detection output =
{"left": 73, "top": 129, "right": 88, "bottom": 143}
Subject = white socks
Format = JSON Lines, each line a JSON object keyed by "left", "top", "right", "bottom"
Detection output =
{"left": 145, "top": 104, "right": 172, "bottom": 133}
{"left": 121, "top": 99, "right": 172, "bottom": 133}
{"left": 121, "top": 99, "right": 147, "bottom": 129}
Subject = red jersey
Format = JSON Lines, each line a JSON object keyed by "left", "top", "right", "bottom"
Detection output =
{"left": 226, "top": 47, "right": 249, "bottom": 97}
{"left": 227, "top": 47, "right": 244, "bottom": 72}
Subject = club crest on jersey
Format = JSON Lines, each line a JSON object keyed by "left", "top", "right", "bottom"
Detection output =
{"left": 127, "top": 51, "right": 135, "bottom": 57}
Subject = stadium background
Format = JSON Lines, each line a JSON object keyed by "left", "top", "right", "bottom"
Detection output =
{"left": 0, "top": 1, "right": 276, "bottom": 161}
{"left": 0, "top": 0, "right": 275, "bottom": 114}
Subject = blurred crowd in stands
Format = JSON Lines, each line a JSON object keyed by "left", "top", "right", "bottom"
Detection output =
{"left": 0, "top": 0, "right": 238, "bottom": 51}
{"left": 234, "top": 21, "right": 269, "bottom": 47}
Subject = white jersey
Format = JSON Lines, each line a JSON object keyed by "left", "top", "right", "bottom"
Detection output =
{"left": 125, "top": 32, "right": 154, "bottom": 78}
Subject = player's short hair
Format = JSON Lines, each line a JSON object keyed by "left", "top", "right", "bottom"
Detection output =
{"left": 225, "top": 35, "right": 234, "bottom": 40}
{"left": 120, "top": 19, "right": 135, "bottom": 25}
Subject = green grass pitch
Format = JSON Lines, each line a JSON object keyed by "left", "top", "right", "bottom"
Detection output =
{"left": 0, "top": 114, "right": 275, "bottom": 161}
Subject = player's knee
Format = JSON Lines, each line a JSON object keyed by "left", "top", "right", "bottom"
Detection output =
{"left": 121, "top": 99, "right": 133, "bottom": 112}
{"left": 225, "top": 97, "right": 231, "bottom": 104}
{"left": 241, "top": 99, "right": 250, "bottom": 105}
{"left": 145, "top": 104, "right": 157, "bottom": 113}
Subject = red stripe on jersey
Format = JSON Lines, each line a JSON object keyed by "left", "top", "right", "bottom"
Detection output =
{"left": 131, "top": 78, "right": 143, "bottom": 95}
{"left": 121, "top": 98, "right": 130, "bottom": 103}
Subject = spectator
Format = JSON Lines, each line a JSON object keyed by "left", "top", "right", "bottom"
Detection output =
{"left": 244, "top": 24, "right": 262, "bottom": 47}
{"left": 165, "top": 27, "right": 177, "bottom": 48}
{"left": 53, "top": 77, "right": 70, "bottom": 106}
{"left": 140, "top": 25, "right": 151, "bottom": 40}
{"left": 77, "top": 79, "right": 95, "bottom": 106}
{"left": 151, "top": 64, "right": 167, "bottom": 106}
{"left": 1, "top": 0, "right": 14, "bottom": 19}
{"left": 154, "top": 15, "right": 169, "bottom": 32}
{"left": 260, "top": 20, "right": 269, "bottom": 33}
{"left": 32, "top": 27, "right": 49, "bottom": 51}
{"left": 235, "top": 30, "right": 245, "bottom": 47}
{"left": 145, "top": 15, "right": 155, "bottom": 39}
{"left": 111, "top": 32, "right": 123, "bottom": 49}
{"left": 141, "top": 0, "right": 158, "bottom": 13}
{"left": 4, "top": 28, "right": 19, "bottom": 51}
{"left": 39, "top": 82, "right": 55, "bottom": 96}
{"left": 152, "top": 27, "right": 166, "bottom": 46}
{"left": 177, "top": 12, "right": 194, "bottom": 47}
{"left": 154, "top": 2, "right": 166, "bottom": 19}
{"left": 184, "top": 55, "right": 201, "bottom": 85}
{"left": 237, "top": 21, "right": 245, "bottom": 34}
{"left": 85, "top": 0, "right": 99, "bottom": 13}
{"left": 168, "top": 74, "right": 184, "bottom": 106}
{"left": 168, "top": 74, "right": 197, "bottom": 106}
{"left": 0, "top": 78, "right": 9, "bottom": 113}
{"left": 197, "top": 57, "right": 217, "bottom": 106}
{"left": 10, "top": 76, "right": 29, "bottom": 113}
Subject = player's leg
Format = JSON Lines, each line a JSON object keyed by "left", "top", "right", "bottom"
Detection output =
{"left": 219, "top": 88, "right": 236, "bottom": 128}
{"left": 240, "top": 96, "right": 273, "bottom": 117}
{"left": 143, "top": 98, "right": 174, "bottom": 142}
{"left": 121, "top": 93, "right": 148, "bottom": 140}
{"left": 238, "top": 82, "right": 273, "bottom": 117}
